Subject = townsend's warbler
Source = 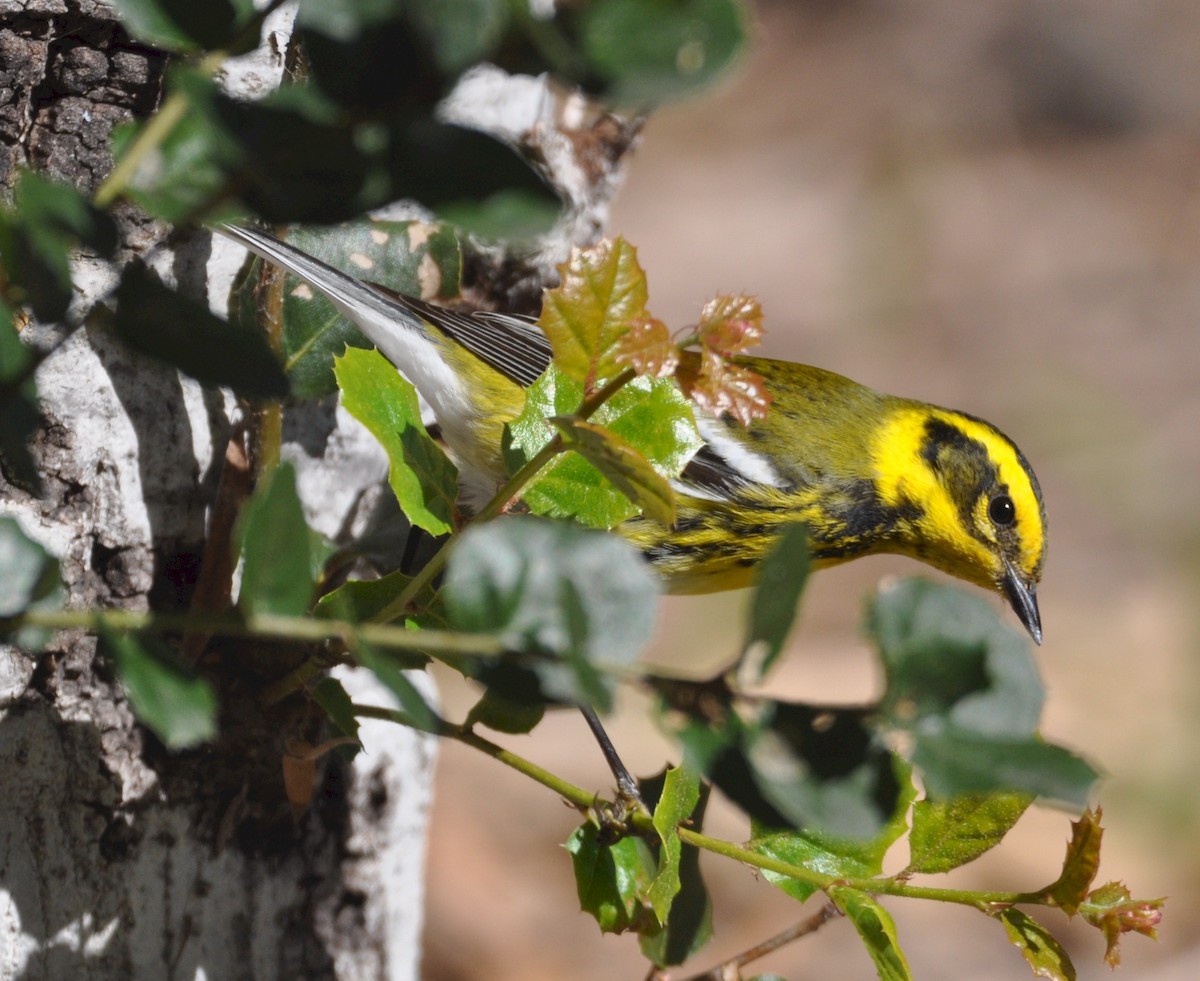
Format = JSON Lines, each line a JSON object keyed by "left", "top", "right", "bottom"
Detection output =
{"left": 221, "top": 224, "right": 1046, "bottom": 643}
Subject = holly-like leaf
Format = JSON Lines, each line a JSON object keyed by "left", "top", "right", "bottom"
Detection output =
{"left": 566, "top": 825, "right": 658, "bottom": 934}
{"left": 551, "top": 417, "right": 676, "bottom": 528}
{"left": 996, "top": 908, "right": 1077, "bottom": 981}
{"left": 829, "top": 887, "right": 912, "bottom": 981}
{"left": 103, "top": 631, "right": 217, "bottom": 749}
{"left": 539, "top": 237, "right": 651, "bottom": 386}
{"left": 443, "top": 517, "right": 659, "bottom": 710}
{"left": 696, "top": 293, "right": 765, "bottom": 356}
{"left": 751, "top": 759, "right": 915, "bottom": 904}
{"left": 645, "top": 766, "right": 701, "bottom": 925}
{"left": 237, "top": 463, "right": 316, "bottom": 619}
{"left": 613, "top": 314, "right": 679, "bottom": 378}
{"left": 335, "top": 346, "right": 457, "bottom": 536}
{"left": 312, "top": 676, "right": 362, "bottom": 758}
{"left": 738, "top": 522, "right": 809, "bottom": 682}
{"left": 677, "top": 349, "right": 772, "bottom": 427}
{"left": 112, "top": 261, "right": 289, "bottom": 400}
{"left": 508, "top": 367, "right": 700, "bottom": 529}
{"left": 1042, "top": 808, "right": 1103, "bottom": 916}
{"left": 1080, "top": 881, "right": 1165, "bottom": 967}
{"left": 906, "top": 792, "right": 1033, "bottom": 875}
{"left": 639, "top": 769, "right": 713, "bottom": 967}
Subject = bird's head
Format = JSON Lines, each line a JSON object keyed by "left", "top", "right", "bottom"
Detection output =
{"left": 872, "top": 407, "right": 1047, "bottom": 643}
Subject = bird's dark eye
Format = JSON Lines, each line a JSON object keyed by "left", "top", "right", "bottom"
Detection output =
{"left": 988, "top": 494, "right": 1016, "bottom": 526}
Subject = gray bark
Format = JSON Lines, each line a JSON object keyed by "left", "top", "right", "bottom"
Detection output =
{"left": 1, "top": 3, "right": 434, "bottom": 977}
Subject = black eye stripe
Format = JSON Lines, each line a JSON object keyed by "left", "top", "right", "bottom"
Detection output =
{"left": 989, "top": 494, "right": 1016, "bottom": 526}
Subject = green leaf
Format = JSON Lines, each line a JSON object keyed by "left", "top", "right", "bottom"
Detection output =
{"left": 912, "top": 725, "right": 1098, "bottom": 808}
{"left": 0, "top": 171, "right": 118, "bottom": 322}
{"left": 312, "top": 676, "right": 362, "bottom": 758}
{"left": 907, "top": 792, "right": 1033, "bottom": 875}
{"left": 335, "top": 347, "right": 458, "bottom": 535}
{"left": 113, "top": 0, "right": 256, "bottom": 52}
{"left": 996, "top": 908, "right": 1077, "bottom": 981}
{"left": 551, "top": 417, "right": 676, "bottom": 527}
{"left": 638, "top": 770, "right": 713, "bottom": 966}
{"left": 566, "top": 825, "right": 658, "bottom": 935}
{"left": 1042, "top": 808, "right": 1103, "bottom": 917}
{"left": 355, "top": 644, "right": 441, "bottom": 734}
{"left": 539, "top": 237, "right": 651, "bottom": 385}
{"left": 111, "top": 262, "right": 289, "bottom": 399}
{"left": 464, "top": 687, "right": 545, "bottom": 734}
{"left": 443, "top": 518, "right": 660, "bottom": 710}
{"left": 238, "top": 463, "right": 316, "bottom": 619}
{"left": 739, "top": 522, "right": 809, "bottom": 681}
{"left": 509, "top": 367, "right": 701, "bottom": 529}
{"left": 0, "top": 516, "right": 64, "bottom": 648}
{"left": 580, "top": 0, "right": 748, "bottom": 103}
{"left": 751, "top": 761, "right": 915, "bottom": 904}
{"left": 317, "top": 569, "right": 441, "bottom": 632}
{"left": 871, "top": 578, "right": 1043, "bottom": 736}
{"left": 103, "top": 631, "right": 218, "bottom": 749}
{"left": 234, "top": 220, "right": 462, "bottom": 398}
{"left": 645, "top": 766, "right": 701, "bottom": 924}
{"left": 829, "top": 886, "right": 912, "bottom": 981}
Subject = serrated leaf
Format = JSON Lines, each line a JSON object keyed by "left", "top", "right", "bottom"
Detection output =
{"left": 509, "top": 367, "right": 701, "bottom": 529}
{"left": 113, "top": 0, "right": 255, "bottom": 52}
{"left": 0, "top": 516, "right": 64, "bottom": 648}
{"left": 103, "top": 632, "right": 217, "bottom": 749}
{"left": 317, "top": 569, "right": 441, "bottom": 632}
{"left": 443, "top": 517, "right": 659, "bottom": 708}
{"left": 996, "top": 908, "right": 1077, "bottom": 981}
{"left": 566, "top": 825, "right": 659, "bottom": 935}
{"left": 1080, "top": 881, "right": 1164, "bottom": 967}
{"left": 739, "top": 522, "right": 809, "bottom": 682}
{"left": 829, "top": 887, "right": 912, "bottom": 981}
{"left": 1042, "top": 808, "right": 1103, "bottom": 916}
{"left": 645, "top": 766, "right": 701, "bottom": 924}
{"left": 238, "top": 463, "right": 316, "bottom": 618}
{"left": 234, "top": 220, "right": 462, "bottom": 397}
{"left": 313, "top": 677, "right": 361, "bottom": 742}
{"left": 539, "top": 237, "right": 651, "bottom": 385}
{"left": 907, "top": 792, "right": 1033, "bottom": 875}
{"left": 335, "top": 347, "right": 457, "bottom": 535}
{"left": 912, "top": 724, "right": 1098, "bottom": 808}
{"left": 751, "top": 760, "right": 915, "bottom": 904}
{"left": 677, "top": 348, "right": 772, "bottom": 426}
{"left": 112, "top": 261, "right": 289, "bottom": 399}
{"left": 552, "top": 417, "right": 676, "bottom": 527}
{"left": 639, "top": 769, "right": 712, "bottom": 966}
{"left": 696, "top": 293, "right": 765, "bottom": 355}
{"left": 612, "top": 314, "right": 678, "bottom": 378}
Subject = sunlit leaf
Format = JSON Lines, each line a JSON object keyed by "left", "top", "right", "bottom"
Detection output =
{"left": 677, "top": 349, "right": 771, "bottom": 426}
{"left": 1042, "top": 807, "right": 1103, "bottom": 917}
{"left": 613, "top": 314, "right": 678, "bottom": 378}
{"left": 907, "top": 792, "right": 1033, "bottom": 875}
{"left": 696, "top": 293, "right": 764, "bottom": 355}
{"left": 829, "top": 886, "right": 913, "bottom": 981}
{"left": 996, "top": 908, "right": 1076, "bottom": 981}
{"left": 335, "top": 347, "right": 457, "bottom": 535}
{"left": 1080, "top": 881, "right": 1165, "bottom": 968}
{"left": 566, "top": 825, "right": 658, "bottom": 934}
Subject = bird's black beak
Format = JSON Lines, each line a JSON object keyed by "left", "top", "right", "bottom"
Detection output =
{"left": 1001, "top": 559, "right": 1042, "bottom": 645}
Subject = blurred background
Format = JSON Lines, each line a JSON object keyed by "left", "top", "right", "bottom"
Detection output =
{"left": 423, "top": 1, "right": 1200, "bottom": 977}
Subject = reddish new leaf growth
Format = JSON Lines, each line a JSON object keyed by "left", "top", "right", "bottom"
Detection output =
{"left": 677, "top": 349, "right": 772, "bottom": 427}
{"left": 1046, "top": 807, "right": 1104, "bottom": 916}
{"left": 613, "top": 314, "right": 679, "bottom": 378}
{"left": 696, "top": 294, "right": 765, "bottom": 356}
{"left": 1081, "top": 882, "right": 1165, "bottom": 967}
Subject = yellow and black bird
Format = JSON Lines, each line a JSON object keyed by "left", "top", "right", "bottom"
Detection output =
{"left": 221, "top": 223, "right": 1046, "bottom": 643}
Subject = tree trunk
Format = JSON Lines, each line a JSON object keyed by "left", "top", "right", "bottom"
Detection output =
{"left": 0, "top": 4, "right": 434, "bottom": 977}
